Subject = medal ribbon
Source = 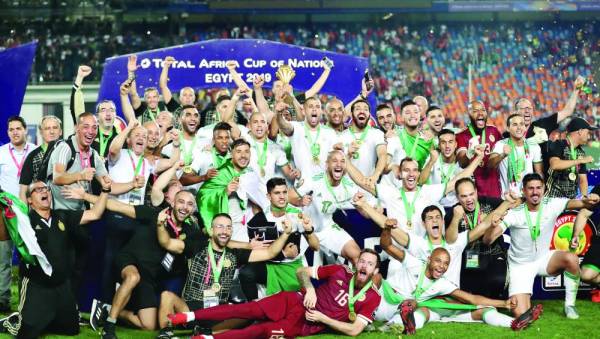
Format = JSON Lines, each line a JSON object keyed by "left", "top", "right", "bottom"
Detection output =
{"left": 463, "top": 202, "right": 481, "bottom": 230}
{"left": 179, "top": 133, "right": 198, "bottom": 166}
{"left": 566, "top": 136, "right": 578, "bottom": 177}
{"left": 507, "top": 139, "right": 528, "bottom": 183}
{"left": 350, "top": 125, "right": 370, "bottom": 159}
{"left": 427, "top": 235, "right": 446, "bottom": 252}
{"left": 207, "top": 242, "right": 227, "bottom": 286}
{"left": 254, "top": 139, "right": 268, "bottom": 174}
{"left": 8, "top": 144, "right": 29, "bottom": 177}
{"left": 413, "top": 264, "right": 435, "bottom": 300}
{"left": 467, "top": 124, "right": 486, "bottom": 146}
{"left": 324, "top": 175, "right": 350, "bottom": 210}
{"left": 398, "top": 129, "right": 420, "bottom": 159}
{"left": 438, "top": 158, "right": 457, "bottom": 184}
{"left": 271, "top": 204, "right": 302, "bottom": 214}
{"left": 212, "top": 147, "right": 227, "bottom": 168}
{"left": 400, "top": 187, "right": 421, "bottom": 225}
{"left": 98, "top": 128, "right": 114, "bottom": 157}
{"left": 348, "top": 275, "right": 373, "bottom": 317}
{"left": 304, "top": 123, "right": 321, "bottom": 159}
{"left": 524, "top": 201, "right": 544, "bottom": 242}
{"left": 127, "top": 149, "right": 145, "bottom": 177}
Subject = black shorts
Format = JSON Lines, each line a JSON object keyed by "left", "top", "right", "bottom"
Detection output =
{"left": 582, "top": 235, "right": 600, "bottom": 271}
{"left": 114, "top": 252, "right": 160, "bottom": 312}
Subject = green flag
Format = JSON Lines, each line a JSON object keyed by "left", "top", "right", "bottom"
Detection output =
{"left": 197, "top": 159, "right": 244, "bottom": 233}
{"left": 0, "top": 192, "right": 53, "bottom": 276}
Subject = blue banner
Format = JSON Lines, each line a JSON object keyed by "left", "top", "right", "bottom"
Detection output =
{"left": 98, "top": 39, "right": 371, "bottom": 117}
{"left": 0, "top": 42, "right": 37, "bottom": 145}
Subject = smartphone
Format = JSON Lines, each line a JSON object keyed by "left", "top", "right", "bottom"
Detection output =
{"left": 364, "top": 70, "right": 373, "bottom": 91}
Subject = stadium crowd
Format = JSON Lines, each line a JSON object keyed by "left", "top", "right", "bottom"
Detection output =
{"left": 2, "top": 18, "right": 599, "bottom": 124}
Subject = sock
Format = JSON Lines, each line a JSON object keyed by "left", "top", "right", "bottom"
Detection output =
{"left": 106, "top": 317, "right": 116, "bottom": 324}
{"left": 482, "top": 308, "right": 513, "bottom": 327}
{"left": 564, "top": 271, "right": 580, "bottom": 307}
{"left": 414, "top": 310, "right": 427, "bottom": 329}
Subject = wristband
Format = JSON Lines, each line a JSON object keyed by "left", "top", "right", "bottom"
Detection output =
{"left": 101, "top": 187, "right": 111, "bottom": 193}
{"left": 127, "top": 72, "right": 136, "bottom": 81}
{"left": 172, "top": 143, "right": 180, "bottom": 148}
{"left": 304, "top": 227, "right": 314, "bottom": 235}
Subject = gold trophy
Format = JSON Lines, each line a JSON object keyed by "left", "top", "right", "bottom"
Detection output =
{"left": 276, "top": 64, "right": 296, "bottom": 106}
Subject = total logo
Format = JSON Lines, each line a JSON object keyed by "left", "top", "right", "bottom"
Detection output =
{"left": 549, "top": 212, "right": 597, "bottom": 255}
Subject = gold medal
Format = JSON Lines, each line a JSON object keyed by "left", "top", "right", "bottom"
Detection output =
{"left": 489, "top": 134, "right": 495, "bottom": 142}
{"left": 313, "top": 156, "right": 320, "bottom": 164}
{"left": 569, "top": 172, "right": 577, "bottom": 181}
{"left": 260, "top": 167, "right": 265, "bottom": 177}
{"left": 348, "top": 311, "right": 357, "bottom": 322}
{"left": 223, "top": 258, "right": 232, "bottom": 268}
{"left": 58, "top": 221, "right": 65, "bottom": 231}
{"left": 183, "top": 166, "right": 193, "bottom": 174}
{"left": 179, "top": 233, "right": 186, "bottom": 240}
{"left": 212, "top": 282, "right": 221, "bottom": 292}
{"left": 407, "top": 220, "right": 412, "bottom": 229}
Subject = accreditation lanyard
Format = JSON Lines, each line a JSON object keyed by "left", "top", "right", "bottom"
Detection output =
{"left": 166, "top": 209, "right": 180, "bottom": 238}
{"left": 524, "top": 202, "right": 544, "bottom": 245}
{"left": 180, "top": 133, "right": 198, "bottom": 166}
{"left": 8, "top": 144, "right": 29, "bottom": 177}
{"left": 400, "top": 187, "right": 421, "bottom": 224}
{"left": 467, "top": 124, "right": 486, "bottom": 146}
{"left": 79, "top": 148, "right": 92, "bottom": 169}
{"left": 206, "top": 242, "right": 226, "bottom": 285}
{"left": 413, "top": 264, "right": 435, "bottom": 300}
{"left": 98, "top": 128, "right": 114, "bottom": 157}
{"left": 127, "top": 149, "right": 145, "bottom": 177}
{"left": 507, "top": 139, "right": 528, "bottom": 183}
{"left": 463, "top": 202, "right": 481, "bottom": 230}
{"left": 398, "top": 129, "right": 420, "bottom": 159}
{"left": 348, "top": 275, "right": 373, "bottom": 319}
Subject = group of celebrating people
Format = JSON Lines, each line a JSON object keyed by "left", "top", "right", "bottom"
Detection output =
{"left": 0, "top": 54, "right": 599, "bottom": 339}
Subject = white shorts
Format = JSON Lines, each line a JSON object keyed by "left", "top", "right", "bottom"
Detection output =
{"left": 508, "top": 250, "right": 556, "bottom": 296}
{"left": 374, "top": 297, "right": 399, "bottom": 322}
{"left": 316, "top": 225, "right": 354, "bottom": 256}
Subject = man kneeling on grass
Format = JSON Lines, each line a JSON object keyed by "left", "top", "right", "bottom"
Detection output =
{"left": 167, "top": 248, "right": 382, "bottom": 338}
{"left": 376, "top": 243, "right": 542, "bottom": 335}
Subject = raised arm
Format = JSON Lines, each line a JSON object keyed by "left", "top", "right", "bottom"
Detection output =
{"left": 159, "top": 56, "right": 175, "bottom": 105}
{"left": 304, "top": 60, "right": 332, "bottom": 98}
{"left": 276, "top": 102, "right": 294, "bottom": 136}
{"left": 70, "top": 65, "right": 92, "bottom": 123}
{"left": 445, "top": 146, "right": 484, "bottom": 195}
{"left": 418, "top": 149, "right": 438, "bottom": 185}
{"left": 380, "top": 227, "right": 406, "bottom": 262}
{"left": 108, "top": 120, "right": 138, "bottom": 163}
{"left": 225, "top": 60, "right": 251, "bottom": 92}
{"left": 156, "top": 208, "right": 186, "bottom": 254}
{"left": 252, "top": 75, "right": 273, "bottom": 122}
{"left": 120, "top": 80, "right": 137, "bottom": 123}
{"left": 557, "top": 76, "right": 584, "bottom": 123}
{"left": 61, "top": 185, "right": 136, "bottom": 219}
{"left": 127, "top": 55, "right": 142, "bottom": 110}
{"left": 151, "top": 161, "right": 180, "bottom": 207}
